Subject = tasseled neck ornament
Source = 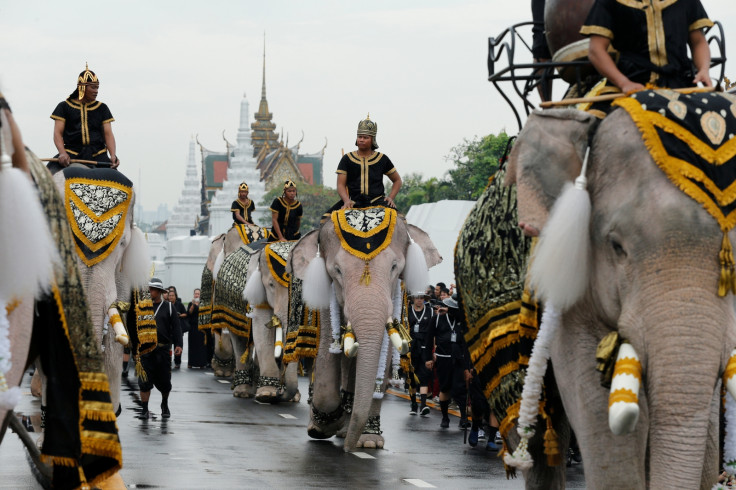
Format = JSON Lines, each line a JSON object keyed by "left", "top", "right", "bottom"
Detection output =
{"left": 331, "top": 206, "right": 397, "bottom": 287}
{"left": 613, "top": 89, "right": 736, "bottom": 296}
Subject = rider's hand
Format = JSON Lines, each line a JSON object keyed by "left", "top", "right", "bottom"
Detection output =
{"left": 385, "top": 196, "right": 396, "bottom": 209}
{"left": 693, "top": 69, "right": 713, "bottom": 87}
{"left": 620, "top": 80, "right": 645, "bottom": 95}
{"left": 341, "top": 199, "right": 353, "bottom": 210}
{"left": 111, "top": 156, "right": 120, "bottom": 169}
{"left": 59, "top": 152, "right": 71, "bottom": 167}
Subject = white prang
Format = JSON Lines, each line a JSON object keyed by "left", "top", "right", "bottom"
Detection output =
{"left": 608, "top": 342, "right": 641, "bottom": 435}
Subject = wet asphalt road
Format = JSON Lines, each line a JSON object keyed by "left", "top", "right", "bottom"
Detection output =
{"left": 1, "top": 351, "right": 586, "bottom": 489}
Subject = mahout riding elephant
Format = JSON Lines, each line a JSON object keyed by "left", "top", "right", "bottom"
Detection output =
{"left": 242, "top": 241, "right": 301, "bottom": 403}
{"left": 48, "top": 163, "right": 150, "bottom": 413}
{"left": 503, "top": 90, "right": 736, "bottom": 489}
{"left": 289, "top": 207, "right": 440, "bottom": 451}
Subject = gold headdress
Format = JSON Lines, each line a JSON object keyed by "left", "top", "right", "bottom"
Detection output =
{"left": 356, "top": 113, "right": 378, "bottom": 149}
{"left": 283, "top": 179, "right": 297, "bottom": 191}
{"left": 77, "top": 62, "right": 99, "bottom": 100}
{"left": 239, "top": 182, "right": 249, "bottom": 192}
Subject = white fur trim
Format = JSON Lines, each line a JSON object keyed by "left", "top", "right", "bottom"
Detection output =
{"left": 329, "top": 284, "right": 343, "bottom": 354}
{"left": 303, "top": 252, "right": 331, "bottom": 309}
{"left": 122, "top": 225, "right": 151, "bottom": 289}
{"left": 213, "top": 249, "right": 225, "bottom": 279}
{"left": 528, "top": 181, "right": 591, "bottom": 311}
{"left": 373, "top": 331, "right": 390, "bottom": 399}
{"left": 0, "top": 167, "right": 58, "bottom": 300}
{"left": 724, "top": 392, "right": 736, "bottom": 476}
{"left": 0, "top": 299, "right": 21, "bottom": 411}
{"left": 243, "top": 263, "right": 266, "bottom": 306}
{"left": 506, "top": 304, "right": 561, "bottom": 469}
{"left": 403, "top": 239, "right": 430, "bottom": 296}
{"left": 608, "top": 342, "right": 640, "bottom": 435}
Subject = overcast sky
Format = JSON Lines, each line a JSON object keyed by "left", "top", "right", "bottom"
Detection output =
{"left": 1, "top": 0, "right": 734, "bottom": 211}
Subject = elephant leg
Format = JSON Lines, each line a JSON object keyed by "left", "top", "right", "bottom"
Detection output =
{"left": 251, "top": 308, "right": 281, "bottom": 403}
{"left": 280, "top": 362, "right": 300, "bottom": 402}
{"left": 700, "top": 387, "right": 721, "bottom": 490}
{"left": 0, "top": 300, "right": 34, "bottom": 444}
{"left": 336, "top": 357, "right": 356, "bottom": 439}
{"left": 308, "top": 309, "right": 344, "bottom": 439}
{"left": 212, "top": 331, "right": 235, "bottom": 377}
{"left": 356, "top": 347, "right": 392, "bottom": 449}
{"left": 230, "top": 334, "right": 255, "bottom": 398}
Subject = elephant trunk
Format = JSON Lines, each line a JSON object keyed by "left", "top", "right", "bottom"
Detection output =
{"left": 630, "top": 281, "right": 729, "bottom": 488}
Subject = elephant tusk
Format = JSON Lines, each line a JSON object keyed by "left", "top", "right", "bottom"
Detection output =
{"left": 724, "top": 349, "right": 736, "bottom": 401}
{"left": 274, "top": 325, "right": 283, "bottom": 359}
{"left": 386, "top": 318, "right": 409, "bottom": 355}
{"left": 342, "top": 322, "right": 358, "bottom": 357}
{"left": 108, "top": 307, "right": 129, "bottom": 346}
{"left": 608, "top": 342, "right": 641, "bottom": 435}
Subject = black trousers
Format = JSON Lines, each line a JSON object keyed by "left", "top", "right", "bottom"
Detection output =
{"left": 435, "top": 356, "right": 467, "bottom": 407}
{"left": 138, "top": 347, "right": 172, "bottom": 393}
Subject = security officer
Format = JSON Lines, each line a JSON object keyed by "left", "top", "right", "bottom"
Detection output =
{"left": 408, "top": 292, "right": 434, "bottom": 416}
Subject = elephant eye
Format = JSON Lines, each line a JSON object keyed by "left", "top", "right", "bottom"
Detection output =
{"left": 610, "top": 238, "right": 627, "bottom": 258}
{"left": 334, "top": 265, "right": 342, "bottom": 276}
{"left": 391, "top": 262, "right": 398, "bottom": 272}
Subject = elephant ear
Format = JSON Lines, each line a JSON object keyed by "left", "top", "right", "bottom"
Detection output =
{"left": 287, "top": 229, "right": 319, "bottom": 279}
{"left": 505, "top": 108, "right": 597, "bottom": 234}
{"left": 406, "top": 224, "right": 442, "bottom": 269}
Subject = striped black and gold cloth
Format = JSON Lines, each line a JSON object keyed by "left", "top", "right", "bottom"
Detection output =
{"left": 198, "top": 264, "right": 214, "bottom": 332}
{"left": 613, "top": 89, "right": 736, "bottom": 295}
{"left": 283, "top": 276, "right": 320, "bottom": 363}
{"left": 234, "top": 223, "right": 272, "bottom": 245}
{"left": 454, "top": 166, "right": 540, "bottom": 460}
{"left": 28, "top": 149, "right": 122, "bottom": 488}
{"left": 264, "top": 241, "right": 294, "bottom": 288}
{"left": 211, "top": 247, "right": 253, "bottom": 338}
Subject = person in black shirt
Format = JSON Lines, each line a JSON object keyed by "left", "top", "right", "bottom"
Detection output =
{"left": 581, "top": 0, "right": 712, "bottom": 92}
{"left": 425, "top": 297, "right": 470, "bottom": 429}
{"left": 408, "top": 292, "right": 434, "bottom": 416}
{"left": 49, "top": 64, "right": 119, "bottom": 173}
{"left": 269, "top": 180, "right": 303, "bottom": 241}
{"left": 168, "top": 287, "right": 187, "bottom": 369}
{"left": 324, "top": 115, "right": 402, "bottom": 217}
{"left": 231, "top": 181, "right": 255, "bottom": 225}
{"left": 138, "top": 278, "right": 183, "bottom": 419}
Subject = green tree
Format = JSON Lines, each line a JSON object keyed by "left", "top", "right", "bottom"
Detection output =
{"left": 259, "top": 183, "right": 339, "bottom": 234}
{"left": 444, "top": 132, "right": 509, "bottom": 200}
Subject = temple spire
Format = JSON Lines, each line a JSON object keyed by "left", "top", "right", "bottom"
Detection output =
{"left": 251, "top": 32, "right": 278, "bottom": 158}
{"left": 261, "top": 33, "right": 267, "bottom": 101}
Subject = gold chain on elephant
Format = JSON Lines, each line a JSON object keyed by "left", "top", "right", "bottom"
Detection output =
{"left": 340, "top": 389, "right": 354, "bottom": 415}
{"left": 232, "top": 369, "right": 252, "bottom": 387}
{"left": 311, "top": 404, "right": 344, "bottom": 426}
{"left": 213, "top": 353, "right": 235, "bottom": 370}
{"left": 257, "top": 376, "right": 281, "bottom": 388}
{"left": 363, "top": 415, "right": 382, "bottom": 435}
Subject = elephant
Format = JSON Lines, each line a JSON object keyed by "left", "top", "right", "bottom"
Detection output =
{"left": 242, "top": 241, "right": 302, "bottom": 403}
{"left": 289, "top": 207, "right": 441, "bottom": 451}
{"left": 502, "top": 91, "right": 736, "bottom": 489}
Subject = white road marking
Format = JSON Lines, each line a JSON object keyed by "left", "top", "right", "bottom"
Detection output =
{"left": 217, "top": 379, "right": 230, "bottom": 384}
{"left": 254, "top": 399, "right": 268, "bottom": 405}
{"left": 351, "top": 452, "right": 376, "bottom": 459}
{"left": 403, "top": 479, "right": 435, "bottom": 488}
{"left": 279, "top": 414, "right": 297, "bottom": 419}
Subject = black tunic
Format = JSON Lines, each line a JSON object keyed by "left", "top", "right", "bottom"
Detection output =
{"left": 408, "top": 304, "right": 434, "bottom": 353}
{"left": 269, "top": 197, "right": 303, "bottom": 241}
{"left": 424, "top": 311, "right": 469, "bottom": 368}
{"left": 336, "top": 151, "right": 397, "bottom": 205}
{"left": 231, "top": 199, "right": 255, "bottom": 224}
{"left": 580, "top": 0, "right": 712, "bottom": 88}
{"left": 50, "top": 98, "right": 114, "bottom": 161}
{"left": 152, "top": 299, "right": 183, "bottom": 349}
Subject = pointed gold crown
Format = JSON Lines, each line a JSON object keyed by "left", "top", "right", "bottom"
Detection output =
{"left": 357, "top": 113, "right": 377, "bottom": 137}
{"left": 77, "top": 62, "right": 99, "bottom": 100}
{"left": 283, "top": 179, "right": 297, "bottom": 190}
{"left": 239, "top": 181, "right": 249, "bottom": 191}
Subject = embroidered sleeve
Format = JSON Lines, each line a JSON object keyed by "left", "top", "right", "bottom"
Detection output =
{"left": 100, "top": 103, "right": 115, "bottom": 124}
{"left": 269, "top": 198, "right": 282, "bottom": 214}
{"left": 688, "top": 0, "right": 713, "bottom": 32}
{"left": 580, "top": 0, "right": 615, "bottom": 40}
{"left": 336, "top": 154, "right": 349, "bottom": 175}
{"left": 50, "top": 100, "right": 67, "bottom": 121}
{"left": 382, "top": 155, "right": 397, "bottom": 175}
{"left": 231, "top": 200, "right": 241, "bottom": 212}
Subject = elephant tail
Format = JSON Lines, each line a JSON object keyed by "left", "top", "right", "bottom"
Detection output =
{"left": 122, "top": 225, "right": 151, "bottom": 288}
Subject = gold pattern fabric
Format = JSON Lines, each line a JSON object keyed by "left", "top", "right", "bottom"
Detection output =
{"left": 595, "top": 331, "right": 622, "bottom": 388}
{"left": 613, "top": 90, "right": 736, "bottom": 294}
{"left": 198, "top": 264, "right": 214, "bottom": 332}
{"left": 62, "top": 167, "right": 133, "bottom": 267}
{"left": 332, "top": 206, "right": 397, "bottom": 261}
{"left": 211, "top": 247, "right": 254, "bottom": 338}
{"left": 265, "top": 241, "right": 295, "bottom": 288}
{"left": 283, "top": 276, "right": 320, "bottom": 363}
{"left": 234, "top": 223, "right": 272, "bottom": 245}
{"left": 27, "top": 149, "right": 122, "bottom": 487}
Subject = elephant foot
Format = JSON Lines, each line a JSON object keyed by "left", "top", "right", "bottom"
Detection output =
{"left": 255, "top": 386, "right": 280, "bottom": 403}
{"left": 307, "top": 405, "right": 345, "bottom": 440}
{"left": 30, "top": 371, "right": 42, "bottom": 398}
{"left": 356, "top": 433, "right": 384, "bottom": 449}
{"left": 232, "top": 384, "right": 255, "bottom": 398}
{"left": 290, "top": 391, "right": 301, "bottom": 403}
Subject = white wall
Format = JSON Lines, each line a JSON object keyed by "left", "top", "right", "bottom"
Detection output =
{"left": 161, "top": 235, "right": 213, "bottom": 303}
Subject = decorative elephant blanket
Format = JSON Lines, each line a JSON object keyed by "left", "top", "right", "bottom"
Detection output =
{"left": 614, "top": 89, "right": 736, "bottom": 295}
{"left": 284, "top": 275, "right": 320, "bottom": 364}
{"left": 211, "top": 247, "right": 253, "bottom": 338}
{"left": 29, "top": 153, "right": 122, "bottom": 487}
{"left": 234, "top": 223, "right": 272, "bottom": 245}
{"left": 198, "top": 264, "right": 214, "bottom": 332}
{"left": 264, "top": 241, "right": 294, "bottom": 287}
{"left": 62, "top": 167, "right": 133, "bottom": 267}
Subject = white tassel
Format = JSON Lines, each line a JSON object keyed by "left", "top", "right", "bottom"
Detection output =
{"left": 303, "top": 248, "right": 331, "bottom": 309}
{"left": 392, "top": 280, "right": 403, "bottom": 320}
{"left": 529, "top": 147, "right": 592, "bottom": 311}
{"left": 122, "top": 225, "right": 152, "bottom": 289}
{"left": 329, "top": 283, "right": 343, "bottom": 354}
{"left": 504, "top": 304, "right": 561, "bottom": 470}
{"left": 373, "top": 331, "right": 390, "bottom": 399}
{"left": 403, "top": 237, "right": 429, "bottom": 296}
{"left": 0, "top": 299, "right": 22, "bottom": 411}
{"left": 0, "top": 112, "right": 57, "bottom": 300}
{"left": 243, "top": 262, "right": 266, "bottom": 306}
{"left": 724, "top": 392, "right": 736, "bottom": 476}
{"left": 213, "top": 249, "right": 225, "bottom": 279}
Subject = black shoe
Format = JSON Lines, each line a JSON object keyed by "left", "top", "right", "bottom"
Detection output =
{"left": 140, "top": 409, "right": 150, "bottom": 420}
{"left": 409, "top": 403, "right": 418, "bottom": 415}
{"left": 571, "top": 447, "right": 582, "bottom": 463}
{"left": 121, "top": 369, "right": 128, "bottom": 378}
{"left": 174, "top": 365, "right": 181, "bottom": 370}
{"left": 458, "top": 418, "right": 470, "bottom": 430}
{"left": 440, "top": 417, "right": 450, "bottom": 429}
{"left": 161, "top": 403, "right": 171, "bottom": 418}
{"left": 420, "top": 405, "right": 430, "bottom": 417}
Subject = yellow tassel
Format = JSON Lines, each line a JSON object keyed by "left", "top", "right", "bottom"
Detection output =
{"left": 360, "top": 260, "right": 371, "bottom": 286}
{"left": 78, "top": 466, "right": 91, "bottom": 490}
{"left": 719, "top": 233, "right": 736, "bottom": 297}
{"left": 543, "top": 416, "right": 562, "bottom": 466}
{"left": 240, "top": 347, "right": 249, "bottom": 365}
{"left": 135, "top": 357, "right": 147, "bottom": 382}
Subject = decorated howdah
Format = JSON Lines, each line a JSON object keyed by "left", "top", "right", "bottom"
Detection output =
{"left": 613, "top": 89, "right": 736, "bottom": 295}
{"left": 264, "top": 241, "right": 293, "bottom": 288}
{"left": 284, "top": 275, "right": 320, "bottom": 364}
{"left": 211, "top": 247, "right": 254, "bottom": 338}
{"left": 235, "top": 223, "right": 272, "bottom": 245}
{"left": 62, "top": 166, "right": 133, "bottom": 267}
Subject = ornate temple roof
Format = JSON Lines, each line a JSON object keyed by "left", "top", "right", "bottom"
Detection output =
{"left": 250, "top": 39, "right": 279, "bottom": 159}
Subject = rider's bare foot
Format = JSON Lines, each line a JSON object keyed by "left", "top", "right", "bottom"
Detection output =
{"left": 519, "top": 222, "right": 539, "bottom": 237}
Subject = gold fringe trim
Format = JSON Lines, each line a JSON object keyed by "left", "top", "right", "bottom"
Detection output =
{"left": 332, "top": 206, "right": 398, "bottom": 261}
{"left": 719, "top": 232, "right": 736, "bottom": 296}
{"left": 724, "top": 352, "right": 736, "bottom": 383}
{"left": 41, "top": 454, "right": 78, "bottom": 467}
{"left": 542, "top": 413, "right": 562, "bottom": 466}
{"left": 136, "top": 357, "right": 147, "bottom": 382}
{"left": 239, "top": 346, "right": 250, "bottom": 365}
{"left": 265, "top": 245, "right": 290, "bottom": 287}
{"left": 5, "top": 298, "right": 21, "bottom": 315}
{"left": 609, "top": 388, "right": 638, "bottom": 407}
{"left": 612, "top": 358, "right": 642, "bottom": 380}
{"left": 80, "top": 372, "right": 111, "bottom": 392}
